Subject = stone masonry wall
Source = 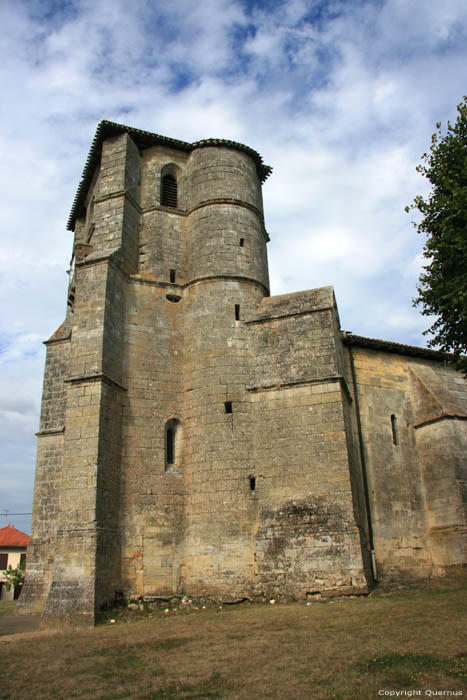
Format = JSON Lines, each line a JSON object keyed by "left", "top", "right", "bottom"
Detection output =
{"left": 346, "top": 345, "right": 467, "bottom": 580}
{"left": 119, "top": 279, "right": 185, "bottom": 598}
{"left": 139, "top": 145, "right": 188, "bottom": 282}
{"left": 246, "top": 287, "right": 369, "bottom": 597}
{"left": 119, "top": 140, "right": 188, "bottom": 598}
{"left": 180, "top": 145, "right": 268, "bottom": 597}
{"left": 28, "top": 132, "right": 142, "bottom": 623}
{"left": 18, "top": 332, "right": 70, "bottom": 614}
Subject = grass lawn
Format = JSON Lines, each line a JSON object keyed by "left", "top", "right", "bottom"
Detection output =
{"left": 0, "top": 600, "right": 16, "bottom": 617}
{"left": 1, "top": 584, "right": 466, "bottom": 700}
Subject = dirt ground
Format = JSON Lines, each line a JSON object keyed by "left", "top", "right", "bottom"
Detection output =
{"left": 0, "top": 613, "right": 41, "bottom": 639}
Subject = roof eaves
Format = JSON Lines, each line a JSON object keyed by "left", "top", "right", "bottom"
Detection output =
{"left": 343, "top": 333, "right": 452, "bottom": 361}
{"left": 67, "top": 121, "right": 193, "bottom": 231}
{"left": 67, "top": 121, "right": 272, "bottom": 231}
{"left": 191, "top": 138, "right": 273, "bottom": 183}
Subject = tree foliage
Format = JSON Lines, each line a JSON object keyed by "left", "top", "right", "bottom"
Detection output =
{"left": 407, "top": 96, "right": 467, "bottom": 375}
{"left": 3, "top": 561, "right": 25, "bottom": 592}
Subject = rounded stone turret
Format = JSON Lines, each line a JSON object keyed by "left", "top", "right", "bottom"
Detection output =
{"left": 181, "top": 143, "right": 269, "bottom": 597}
{"left": 185, "top": 145, "right": 269, "bottom": 291}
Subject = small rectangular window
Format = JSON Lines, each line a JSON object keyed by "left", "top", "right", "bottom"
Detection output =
{"left": 249, "top": 476, "right": 256, "bottom": 491}
{"left": 224, "top": 401, "right": 233, "bottom": 414}
{"left": 235, "top": 304, "right": 240, "bottom": 321}
{"left": 170, "top": 269, "right": 176, "bottom": 283}
{"left": 239, "top": 238, "right": 244, "bottom": 247}
{"left": 0, "top": 553, "right": 7, "bottom": 570}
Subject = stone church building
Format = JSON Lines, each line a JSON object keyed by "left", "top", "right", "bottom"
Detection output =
{"left": 19, "top": 121, "right": 467, "bottom": 625}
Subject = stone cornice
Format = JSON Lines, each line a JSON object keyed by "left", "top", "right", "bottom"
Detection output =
{"left": 129, "top": 275, "right": 182, "bottom": 289}
{"left": 246, "top": 305, "right": 334, "bottom": 325}
{"left": 413, "top": 413, "right": 467, "bottom": 429}
{"left": 185, "top": 275, "right": 270, "bottom": 296}
{"left": 36, "top": 427, "right": 65, "bottom": 437}
{"left": 247, "top": 374, "right": 352, "bottom": 403}
{"left": 75, "top": 247, "right": 121, "bottom": 269}
{"left": 95, "top": 188, "right": 141, "bottom": 213}
{"left": 127, "top": 274, "right": 269, "bottom": 297}
{"left": 141, "top": 203, "right": 185, "bottom": 217}
{"left": 186, "top": 198, "right": 269, "bottom": 241}
{"left": 64, "top": 373, "right": 127, "bottom": 391}
{"left": 44, "top": 335, "right": 71, "bottom": 346}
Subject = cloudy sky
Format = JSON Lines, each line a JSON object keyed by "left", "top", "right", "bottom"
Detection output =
{"left": 1, "top": 0, "right": 466, "bottom": 534}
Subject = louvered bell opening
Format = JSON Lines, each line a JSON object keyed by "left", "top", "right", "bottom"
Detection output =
{"left": 161, "top": 174, "right": 178, "bottom": 207}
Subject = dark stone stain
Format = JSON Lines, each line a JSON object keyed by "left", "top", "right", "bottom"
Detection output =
{"left": 257, "top": 498, "right": 345, "bottom": 561}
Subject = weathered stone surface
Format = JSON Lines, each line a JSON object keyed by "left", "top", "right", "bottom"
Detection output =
{"left": 344, "top": 344, "right": 467, "bottom": 581}
{"left": 18, "top": 122, "right": 467, "bottom": 625}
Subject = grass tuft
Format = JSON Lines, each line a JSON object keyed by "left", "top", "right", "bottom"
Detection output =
{"left": 359, "top": 651, "right": 466, "bottom": 678}
{"left": 145, "top": 672, "right": 226, "bottom": 699}
{"left": 356, "top": 651, "right": 466, "bottom": 689}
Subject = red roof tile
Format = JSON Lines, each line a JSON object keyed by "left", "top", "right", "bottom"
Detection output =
{"left": 0, "top": 525, "right": 30, "bottom": 547}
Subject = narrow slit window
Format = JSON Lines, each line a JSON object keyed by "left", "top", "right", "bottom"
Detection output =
{"left": 249, "top": 476, "right": 256, "bottom": 491}
{"left": 224, "top": 401, "right": 233, "bottom": 414}
{"left": 239, "top": 238, "right": 244, "bottom": 247}
{"left": 391, "top": 414, "right": 398, "bottom": 445}
{"left": 166, "top": 427, "right": 175, "bottom": 464}
{"left": 161, "top": 174, "right": 177, "bottom": 207}
{"left": 235, "top": 304, "right": 240, "bottom": 321}
{"left": 170, "top": 269, "right": 176, "bottom": 283}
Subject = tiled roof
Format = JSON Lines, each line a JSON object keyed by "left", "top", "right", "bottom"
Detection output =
{"left": 0, "top": 525, "right": 30, "bottom": 548}
{"left": 343, "top": 333, "right": 452, "bottom": 360}
{"left": 67, "top": 120, "right": 273, "bottom": 230}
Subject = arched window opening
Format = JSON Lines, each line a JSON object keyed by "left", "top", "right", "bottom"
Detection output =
{"left": 161, "top": 174, "right": 178, "bottom": 207}
{"left": 390, "top": 414, "right": 399, "bottom": 446}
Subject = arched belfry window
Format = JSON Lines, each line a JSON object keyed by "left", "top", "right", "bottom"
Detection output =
{"left": 161, "top": 174, "right": 177, "bottom": 207}
{"left": 165, "top": 418, "right": 181, "bottom": 471}
{"left": 160, "top": 163, "right": 182, "bottom": 209}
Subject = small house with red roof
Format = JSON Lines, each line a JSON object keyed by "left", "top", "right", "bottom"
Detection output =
{"left": 0, "top": 525, "right": 30, "bottom": 601}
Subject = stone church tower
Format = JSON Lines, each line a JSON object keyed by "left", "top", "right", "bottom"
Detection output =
{"left": 19, "top": 122, "right": 467, "bottom": 625}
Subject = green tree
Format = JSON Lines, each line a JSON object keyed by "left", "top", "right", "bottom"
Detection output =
{"left": 406, "top": 96, "right": 467, "bottom": 375}
{"left": 3, "top": 561, "right": 25, "bottom": 592}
